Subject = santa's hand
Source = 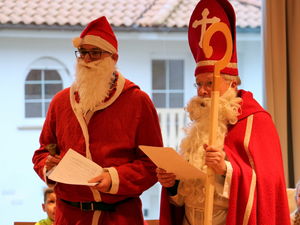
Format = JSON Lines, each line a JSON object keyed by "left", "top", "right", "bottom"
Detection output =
{"left": 45, "top": 154, "right": 61, "bottom": 171}
{"left": 204, "top": 144, "right": 227, "bottom": 175}
{"left": 89, "top": 172, "right": 112, "bottom": 192}
{"left": 156, "top": 168, "right": 176, "bottom": 188}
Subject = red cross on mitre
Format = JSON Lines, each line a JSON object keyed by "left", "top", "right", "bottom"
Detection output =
{"left": 188, "top": 0, "right": 239, "bottom": 77}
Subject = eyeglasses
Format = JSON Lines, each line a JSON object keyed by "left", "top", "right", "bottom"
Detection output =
{"left": 75, "top": 49, "right": 112, "bottom": 61}
{"left": 193, "top": 81, "right": 213, "bottom": 89}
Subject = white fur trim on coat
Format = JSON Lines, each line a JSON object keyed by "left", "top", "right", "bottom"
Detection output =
{"left": 105, "top": 167, "right": 119, "bottom": 194}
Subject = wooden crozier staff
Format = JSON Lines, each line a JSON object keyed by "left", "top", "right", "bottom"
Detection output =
{"left": 202, "top": 21, "right": 233, "bottom": 225}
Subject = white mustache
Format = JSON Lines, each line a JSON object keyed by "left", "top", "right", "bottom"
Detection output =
{"left": 77, "top": 60, "right": 101, "bottom": 69}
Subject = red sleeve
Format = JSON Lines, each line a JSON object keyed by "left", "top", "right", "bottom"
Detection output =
{"left": 32, "top": 96, "right": 58, "bottom": 181}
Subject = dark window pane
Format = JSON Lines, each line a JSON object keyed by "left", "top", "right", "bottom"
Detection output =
{"left": 26, "top": 70, "right": 41, "bottom": 81}
{"left": 25, "top": 102, "right": 42, "bottom": 117}
{"left": 169, "top": 93, "right": 184, "bottom": 108}
{"left": 153, "top": 93, "right": 166, "bottom": 108}
{"left": 45, "top": 70, "right": 61, "bottom": 80}
{"left": 45, "top": 83, "right": 62, "bottom": 99}
{"left": 152, "top": 60, "right": 166, "bottom": 90}
{"left": 169, "top": 60, "right": 184, "bottom": 90}
{"left": 25, "top": 84, "right": 41, "bottom": 99}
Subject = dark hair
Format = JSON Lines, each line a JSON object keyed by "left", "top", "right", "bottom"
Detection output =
{"left": 43, "top": 188, "right": 54, "bottom": 203}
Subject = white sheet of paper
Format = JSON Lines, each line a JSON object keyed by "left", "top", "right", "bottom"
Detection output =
{"left": 139, "top": 145, "right": 206, "bottom": 180}
{"left": 48, "top": 149, "right": 103, "bottom": 186}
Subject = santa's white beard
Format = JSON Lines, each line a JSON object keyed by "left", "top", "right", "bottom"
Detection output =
{"left": 180, "top": 87, "right": 242, "bottom": 171}
{"left": 73, "top": 57, "right": 116, "bottom": 115}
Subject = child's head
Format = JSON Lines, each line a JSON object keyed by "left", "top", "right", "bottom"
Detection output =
{"left": 42, "top": 188, "right": 56, "bottom": 221}
{"left": 296, "top": 180, "right": 300, "bottom": 209}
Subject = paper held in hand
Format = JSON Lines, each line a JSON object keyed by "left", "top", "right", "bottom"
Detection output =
{"left": 139, "top": 145, "right": 206, "bottom": 180}
{"left": 48, "top": 149, "right": 103, "bottom": 186}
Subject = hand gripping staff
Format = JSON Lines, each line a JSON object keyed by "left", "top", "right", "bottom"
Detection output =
{"left": 202, "top": 21, "right": 233, "bottom": 225}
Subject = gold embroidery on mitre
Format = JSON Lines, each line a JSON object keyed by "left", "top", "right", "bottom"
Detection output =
{"left": 197, "top": 60, "right": 237, "bottom": 68}
{"left": 192, "top": 8, "right": 220, "bottom": 48}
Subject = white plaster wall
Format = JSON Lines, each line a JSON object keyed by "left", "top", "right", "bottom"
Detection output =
{"left": 0, "top": 34, "right": 78, "bottom": 224}
{"left": 237, "top": 37, "right": 263, "bottom": 105}
{"left": 117, "top": 37, "right": 196, "bottom": 105}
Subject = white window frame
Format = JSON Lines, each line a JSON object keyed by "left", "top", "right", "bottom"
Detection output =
{"left": 151, "top": 58, "right": 186, "bottom": 108}
{"left": 25, "top": 69, "right": 63, "bottom": 118}
{"left": 19, "top": 57, "right": 71, "bottom": 130}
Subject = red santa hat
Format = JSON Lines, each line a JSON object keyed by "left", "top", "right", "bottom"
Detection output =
{"left": 73, "top": 16, "right": 118, "bottom": 55}
{"left": 188, "top": 0, "right": 238, "bottom": 76}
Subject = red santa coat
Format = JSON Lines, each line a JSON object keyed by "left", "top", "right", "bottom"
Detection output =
{"left": 33, "top": 74, "right": 163, "bottom": 225}
{"left": 159, "top": 90, "right": 290, "bottom": 225}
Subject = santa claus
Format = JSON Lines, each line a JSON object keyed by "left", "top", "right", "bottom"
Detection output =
{"left": 33, "top": 16, "right": 163, "bottom": 225}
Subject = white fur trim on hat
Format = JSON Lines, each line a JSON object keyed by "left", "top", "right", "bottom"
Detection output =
{"left": 72, "top": 35, "right": 117, "bottom": 54}
{"left": 73, "top": 37, "right": 82, "bottom": 48}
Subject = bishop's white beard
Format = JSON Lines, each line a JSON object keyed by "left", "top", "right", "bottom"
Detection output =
{"left": 73, "top": 57, "right": 116, "bottom": 115}
{"left": 180, "top": 87, "right": 242, "bottom": 171}
{"left": 177, "top": 87, "right": 242, "bottom": 207}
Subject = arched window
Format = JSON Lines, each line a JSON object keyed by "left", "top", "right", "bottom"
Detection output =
{"left": 24, "top": 57, "right": 68, "bottom": 118}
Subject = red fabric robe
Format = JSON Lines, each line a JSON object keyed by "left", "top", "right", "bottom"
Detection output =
{"left": 159, "top": 90, "right": 290, "bottom": 225}
{"left": 32, "top": 77, "right": 163, "bottom": 225}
